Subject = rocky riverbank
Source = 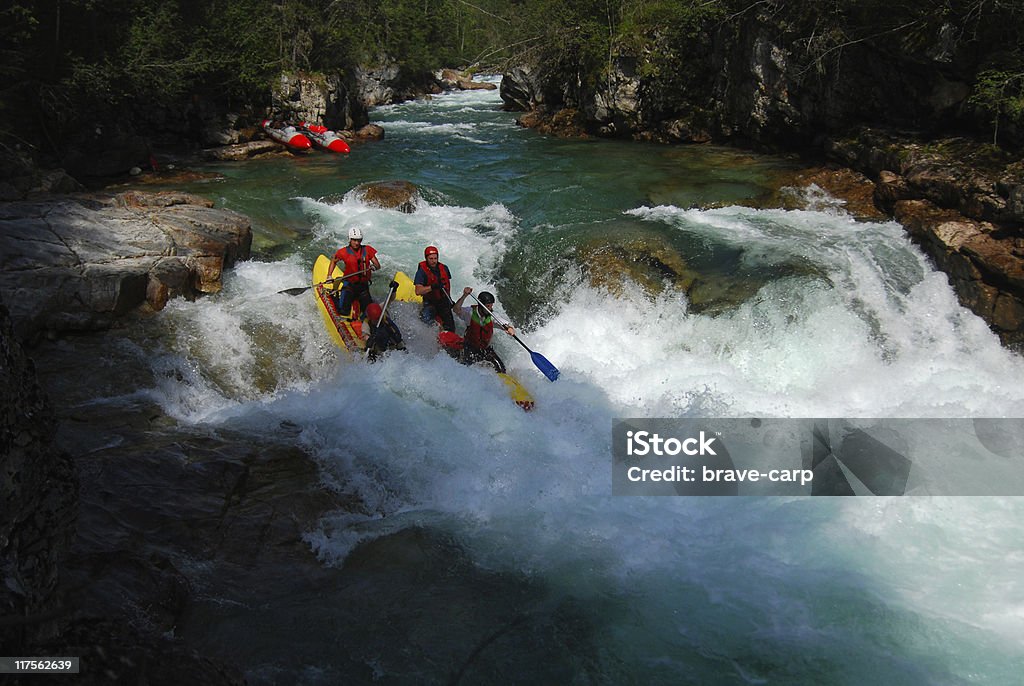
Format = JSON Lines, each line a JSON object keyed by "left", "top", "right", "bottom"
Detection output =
{"left": 502, "top": 73, "right": 1024, "bottom": 349}
{"left": 0, "top": 191, "right": 251, "bottom": 342}
{"left": 827, "top": 132, "right": 1024, "bottom": 347}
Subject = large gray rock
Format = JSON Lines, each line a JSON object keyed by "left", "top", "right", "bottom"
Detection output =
{"left": 354, "top": 60, "right": 402, "bottom": 108}
{"left": 586, "top": 56, "right": 642, "bottom": 136}
{"left": 500, "top": 65, "right": 545, "bottom": 112}
{"left": 0, "top": 191, "right": 252, "bottom": 340}
{"left": 272, "top": 72, "right": 369, "bottom": 132}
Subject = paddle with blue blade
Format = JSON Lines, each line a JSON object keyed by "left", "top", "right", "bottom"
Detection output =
{"left": 467, "top": 293, "right": 560, "bottom": 382}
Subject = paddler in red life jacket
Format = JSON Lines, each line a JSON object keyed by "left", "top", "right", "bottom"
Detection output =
{"left": 326, "top": 226, "right": 380, "bottom": 319}
{"left": 413, "top": 245, "right": 456, "bottom": 331}
{"left": 451, "top": 287, "right": 515, "bottom": 374}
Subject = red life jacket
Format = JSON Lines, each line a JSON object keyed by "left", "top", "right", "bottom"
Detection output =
{"left": 418, "top": 260, "right": 451, "bottom": 303}
{"left": 334, "top": 245, "right": 375, "bottom": 284}
{"left": 465, "top": 306, "right": 494, "bottom": 349}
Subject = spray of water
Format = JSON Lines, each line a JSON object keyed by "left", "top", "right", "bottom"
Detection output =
{"left": 134, "top": 85, "right": 1024, "bottom": 683}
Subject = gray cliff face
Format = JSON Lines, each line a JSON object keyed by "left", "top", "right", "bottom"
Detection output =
{"left": 502, "top": 10, "right": 976, "bottom": 147}
{"left": 0, "top": 299, "right": 77, "bottom": 647}
{"left": 273, "top": 72, "right": 369, "bottom": 131}
{"left": 705, "top": 12, "right": 974, "bottom": 148}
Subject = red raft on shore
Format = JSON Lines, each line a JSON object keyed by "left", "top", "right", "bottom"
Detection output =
{"left": 260, "top": 120, "right": 312, "bottom": 151}
{"left": 298, "top": 122, "right": 351, "bottom": 153}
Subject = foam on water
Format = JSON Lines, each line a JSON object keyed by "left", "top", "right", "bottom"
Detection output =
{"left": 298, "top": 190, "right": 518, "bottom": 295}
{"left": 134, "top": 97, "right": 1024, "bottom": 680}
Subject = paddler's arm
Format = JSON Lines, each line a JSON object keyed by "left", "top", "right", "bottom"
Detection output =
{"left": 326, "top": 254, "right": 339, "bottom": 281}
{"left": 369, "top": 254, "right": 381, "bottom": 272}
{"left": 413, "top": 268, "right": 432, "bottom": 297}
{"left": 453, "top": 287, "right": 472, "bottom": 310}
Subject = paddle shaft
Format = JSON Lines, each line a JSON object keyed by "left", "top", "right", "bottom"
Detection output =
{"left": 324, "top": 266, "right": 373, "bottom": 285}
{"left": 466, "top": 293, "right": 517, "bottom": 338}
{"left": 466, "top": 292, "right": 560, "bottom": 382}
{"left": 277, "top": 266, "right": 374, "bottom": 296}
{"left": 364, "top": 281, "right": 398, "bottom": 359}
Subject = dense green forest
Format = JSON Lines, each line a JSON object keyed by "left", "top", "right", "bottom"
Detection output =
{"left": 2, "top": 0, "right": 1023, "bottom": 159}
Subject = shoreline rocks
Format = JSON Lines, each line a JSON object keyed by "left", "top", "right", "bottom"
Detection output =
{"left": 0, "top": 190, "right": 252, "bottom": 341}
{"left": 508, "top": 99, "right": 1024, "bottom": 348}
{"left": 824, "top": 131, "right": 1024, "bottom": 348}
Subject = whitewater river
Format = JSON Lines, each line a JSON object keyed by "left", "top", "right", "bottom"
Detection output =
{"left": 57, "top": 78, "right": 1024, "bottom": 682}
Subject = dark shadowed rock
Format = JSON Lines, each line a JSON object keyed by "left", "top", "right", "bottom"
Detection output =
{"left": 500, "top": 66, "right": 544, "bottom": 112}
{"left": 0, "top": 299, "right": 77, "bottom": 648}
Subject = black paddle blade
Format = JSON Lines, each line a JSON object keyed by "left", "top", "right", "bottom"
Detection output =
{"left": 531, "top": 351, "right": 560, "bottom": 381}
{"left": 278, "top": 285, "right": 312, "bottom": 296}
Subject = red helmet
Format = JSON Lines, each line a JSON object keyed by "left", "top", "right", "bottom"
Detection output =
{"left": 366, "top": 303, "right": 383, "bottom": 320}
{"left": 424, "top": 245, "right": 439, "bottom": 257}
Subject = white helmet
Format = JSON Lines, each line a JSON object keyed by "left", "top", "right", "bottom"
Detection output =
{"left": 348, "top": 226, "right": 364, "bottom": 240}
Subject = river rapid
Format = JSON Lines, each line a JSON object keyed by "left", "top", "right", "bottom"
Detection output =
{"left": 44, "top": 77, "right": 1024, "bottom": 683}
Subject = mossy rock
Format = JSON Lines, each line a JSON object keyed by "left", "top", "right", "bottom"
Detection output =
{"left": 577, "top": 236, "right": 696, "bottom": 296}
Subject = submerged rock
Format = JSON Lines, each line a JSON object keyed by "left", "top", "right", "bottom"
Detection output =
{"left": 576, "top": 226, "right": 829, "bottom": 315}
{"left": 353, "top": 123, "right": 385, "bottom": 141}
{"left": 578, "top": 236, "right": 696, "bottom": 297}
{"left": 773, "top": 167, "right": 888, "bottom": 221}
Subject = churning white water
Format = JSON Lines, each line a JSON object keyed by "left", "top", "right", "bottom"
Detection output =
{"left": 135, "top": 79, "right": 1023, "bottom": 683}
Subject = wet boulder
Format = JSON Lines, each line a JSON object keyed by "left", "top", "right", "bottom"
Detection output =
{"left": 353, "top": 124, "right": 385, "bottom": 141}
{"left": 354, "top": 180, "right": 419, "bottom": 213}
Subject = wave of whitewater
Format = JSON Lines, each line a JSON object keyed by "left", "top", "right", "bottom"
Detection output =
{"left": 136, "top": 97, "right": 1024, "bottom": 683}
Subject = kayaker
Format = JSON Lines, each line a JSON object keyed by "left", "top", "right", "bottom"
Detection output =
{"left": 363, "top": 302, "right": 405, "bottom": 362}
{"left": 451, "top": 287, "right": 515, "bottom": 373}
{"left": 326, "top": 226, "right": 380, "bottom": 319}
{"left": 413, "top": 245, "right": 456, "bottom": 331}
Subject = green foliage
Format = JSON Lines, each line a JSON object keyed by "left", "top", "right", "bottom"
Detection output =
{"left": 5, "top": 0, "right": 1024, "bottom": 152}
{"left": 971, "top": 69, "right": 1024, "bottom": 145}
